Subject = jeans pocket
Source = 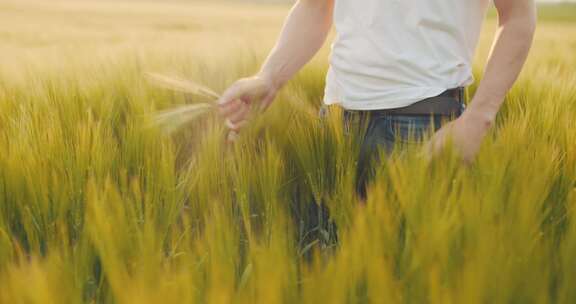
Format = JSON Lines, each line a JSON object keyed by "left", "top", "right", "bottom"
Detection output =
{"left": 387, "top": 115, "right": 445, "bottom": 144}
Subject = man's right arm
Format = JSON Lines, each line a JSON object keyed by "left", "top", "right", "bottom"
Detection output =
{"left": 259, "top": 0, "right": 335, "bottom": 91}
{"left": 218, "top": 0, "right": 335, "bottom": 131}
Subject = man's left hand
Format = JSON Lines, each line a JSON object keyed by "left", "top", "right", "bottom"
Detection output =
{"left": 425, "top": 109, "right": 494, "bottom": 163}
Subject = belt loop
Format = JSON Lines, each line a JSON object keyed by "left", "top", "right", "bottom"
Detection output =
{"left": 319, "top": 104, "right": 329, "bottom": 121}
{"left": 460, "top": 87, "right": 467, "bottom": 115}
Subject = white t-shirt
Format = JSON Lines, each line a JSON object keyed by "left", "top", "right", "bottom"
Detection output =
{"left": 324, "top": 0, "right": 491, "bottom": 110}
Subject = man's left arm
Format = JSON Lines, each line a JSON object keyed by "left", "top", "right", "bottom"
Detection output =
{"left": 429, "top": 0, "right": 537, "bottom": 162}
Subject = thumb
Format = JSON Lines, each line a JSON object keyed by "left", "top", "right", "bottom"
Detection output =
{"left": 218, "top": 83, "right": 244, "bottom": 107}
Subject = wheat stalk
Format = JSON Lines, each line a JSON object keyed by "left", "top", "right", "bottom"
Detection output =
{"left": 146, "top": 72, "right": 221, "bottom": 100}
{"left": 146, "top": 72, "right": 222, "bottom": 134}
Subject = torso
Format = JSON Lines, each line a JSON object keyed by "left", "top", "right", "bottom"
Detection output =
{"left": 324, "top": 0, "right": 490, "bottom": 110}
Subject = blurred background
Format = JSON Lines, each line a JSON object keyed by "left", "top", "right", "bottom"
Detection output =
{"left": 1, "top": 0, "right": 574, "bottom": 75}
{"left": 0, "top": 1, "right": 575, "bottom": 303}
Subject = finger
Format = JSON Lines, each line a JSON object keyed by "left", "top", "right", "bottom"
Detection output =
{"left": 218, "top": 83, "right": 243, "bottom": 107}
{"left": 227, "top": 130, "right": 239, "bottom": 144}
{"left": 218, "top": 79, "right": 254, "bottom": 107}
{"left": 225, "top": 118, "right": 248, "bottom": 131}
{"left": 219, "top": 99, "right": 243, "bottom": 117}
{"left": 430, "top": 137, "right": 444, "bottom": 155}
{"left": 227, "top": 102, "right": 250, "bottom": 124}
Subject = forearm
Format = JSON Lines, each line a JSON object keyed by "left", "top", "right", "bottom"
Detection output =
{"left": 258, "top": 0, "right": 334, "bottom": 91}
{"left": 466, "top": 2, "right": 537, "bottom": 126}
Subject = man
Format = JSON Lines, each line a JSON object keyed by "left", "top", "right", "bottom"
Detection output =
{"left": 218, "top": 0, "right": 536, "bottom": 197}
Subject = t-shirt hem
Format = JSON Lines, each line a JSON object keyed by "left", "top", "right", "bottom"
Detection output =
{"left": 323, "top": 87, "right": 450, "bottom": 111}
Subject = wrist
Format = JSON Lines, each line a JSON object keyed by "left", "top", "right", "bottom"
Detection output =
{"left": 462, "top": 105, "right": 497, "bottom": 131}
{"left": 256, "top": 70, "right": 284, "bottom": 94}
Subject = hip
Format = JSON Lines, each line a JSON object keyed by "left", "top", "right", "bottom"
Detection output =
{"left": 319, "top": 87, "right": 467, "bottom": 151}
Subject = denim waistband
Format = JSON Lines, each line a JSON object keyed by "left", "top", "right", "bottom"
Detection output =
{"left": 342, "top": 87, "right": 466, "bottom": 117}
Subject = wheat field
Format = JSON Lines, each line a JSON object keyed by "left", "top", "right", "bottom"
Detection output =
{"left": 0, "top": 1, "right": 575, "bottom": 303}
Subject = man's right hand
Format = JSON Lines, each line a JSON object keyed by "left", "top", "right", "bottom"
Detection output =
{"left": 217, "top": 75, "right": 278, "bottom": 140}
{"left": 217, "top": 0, "right": 334, "bottom": 142}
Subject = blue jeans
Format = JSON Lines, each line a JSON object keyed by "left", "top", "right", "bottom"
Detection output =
{"left": 300, "top": 103, "right": 464, "bottom": 254}
{"left": 342, "top": 107, "right": 464, "bottom": 198}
